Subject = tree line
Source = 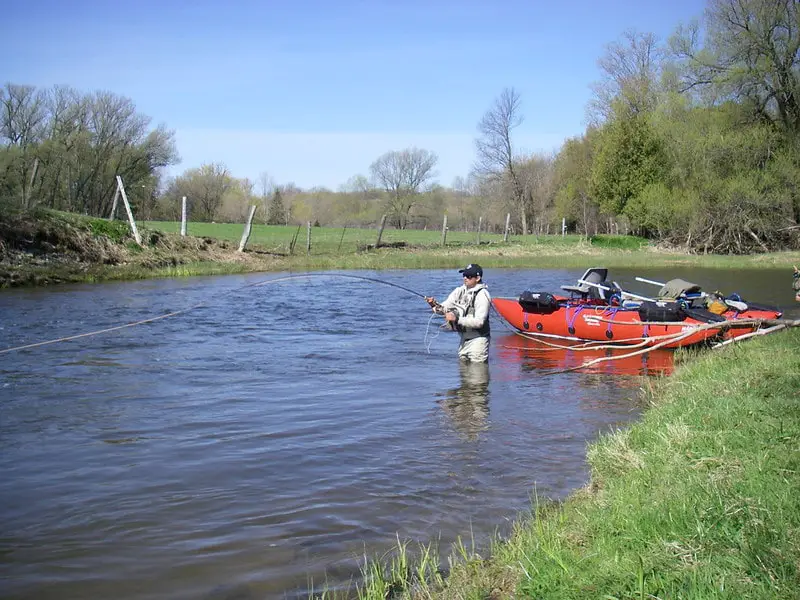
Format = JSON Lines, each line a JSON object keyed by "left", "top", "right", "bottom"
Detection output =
{"left": 2, "top": 0, "right": 798, "bottom": 253}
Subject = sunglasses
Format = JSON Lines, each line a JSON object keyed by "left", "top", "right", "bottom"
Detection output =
{"left": 463, "top": 274, "right": 478, "bottom": 279}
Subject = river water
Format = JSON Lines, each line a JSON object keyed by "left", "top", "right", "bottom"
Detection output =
{"left": 1, "top": 267, "right": 796, "bottom": 599}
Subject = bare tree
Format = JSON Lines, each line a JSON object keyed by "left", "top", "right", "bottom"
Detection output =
{"left": 588, "top": 30, "right": 663, "bottom": 124}
{"left": 474, "top": 87, "right": 532, "bottom": 234}
{"left": 369, "top": 147, "right": 438, "bottom": 229}
{"left": 168, "top": 163, "right": 233, "bottom": 221}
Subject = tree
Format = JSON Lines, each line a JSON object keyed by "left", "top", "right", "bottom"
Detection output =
{"left": 670, "top": 0, "right": 800, "bottom": 135}
{"left": 473, "top": 87, "right": 532, "bottom": 234}
{"left": 168, "top": 163, "right": 233, "bottom": 221}
{"left": 553, "top": 132, "right": 600, "bottom": 236}
{"left": 0, "top": 83, "right": 46, "bottom": 208}
{"left": 266, "top": 189, "right": 285, "bottom": 225}
{"left": 588, "top": 30, "right": 664, "bottom": 124}
{"left": 590, "top": 101, "right": 669, "bottom": 220}
{"left": 0, "top": 83, "right": 178, "bottom": 215}
{"left": 369, "top": 147, "right": 438, "bottom": 229}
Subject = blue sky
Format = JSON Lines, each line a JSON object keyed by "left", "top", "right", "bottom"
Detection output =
{"left": 4, "top": 0, "right": 706, "bottom": 190}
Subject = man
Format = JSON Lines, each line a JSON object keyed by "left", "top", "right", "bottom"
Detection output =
{"left": 425, "top": 263, "right": 491, "bottom": 363}
{"left": 794, "top": 265, "right": 800, "bottom": 301}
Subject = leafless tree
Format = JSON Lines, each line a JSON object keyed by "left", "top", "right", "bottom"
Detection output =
{"left": 369, "top": 147, "right": 438, "bottom": 229}
{"left": 588, "top": 30, "right": 663, "bottom": 124}
{"left": 474, "top": 87, "right": 533, "bottom": 233}
{"left": 168, "top": 163, "right": 233, "bottom": 221}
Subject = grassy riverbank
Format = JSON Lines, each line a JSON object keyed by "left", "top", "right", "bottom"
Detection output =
{"left": 1, "top": 209, "right": 799, "bottom": 287}
{"left": 339, "top": 328, "right": 800, "bottom": 599}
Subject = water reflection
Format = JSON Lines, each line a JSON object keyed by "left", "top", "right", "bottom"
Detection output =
{"left": 495, "top": 333, "right": 674, "bottom": 377}
{"left": 437, "top": 362, "right": 491, "bottom": 440}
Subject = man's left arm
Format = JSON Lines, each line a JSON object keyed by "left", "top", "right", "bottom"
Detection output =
{"left": 456, "top": 289, "right": 491, "bottom": 329}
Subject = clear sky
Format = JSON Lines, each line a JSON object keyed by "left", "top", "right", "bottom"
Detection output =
{"left": 4, "top": 0, "right": 706, "bottom": 190}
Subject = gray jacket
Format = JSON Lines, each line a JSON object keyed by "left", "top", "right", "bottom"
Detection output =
{"left": 439, "top": 283, "right": 491, "bottom": 340}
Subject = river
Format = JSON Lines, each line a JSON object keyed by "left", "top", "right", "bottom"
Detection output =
{"left": 1, "top": 266, "right": 796, "bottom": 599}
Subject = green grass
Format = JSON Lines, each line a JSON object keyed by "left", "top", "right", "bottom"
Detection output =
{"left": 313, "top": 328, "right": 800, "bottom": 599}
{"left": 590, "top": 233, "right": 649, "bottom": 250}
{"left": 144, "top": 220, "right": 593, "bottom": 254}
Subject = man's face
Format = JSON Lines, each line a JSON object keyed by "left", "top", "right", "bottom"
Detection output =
{"left": 464, "top": 274, "right": 480, "bottom": 289}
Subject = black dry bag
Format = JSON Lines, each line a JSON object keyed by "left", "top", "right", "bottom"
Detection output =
{"left": 518, "top": 291, "right": 560, "bottom": 315}
{"left": 637, "top": 300, "right": 684, "bottom": 322}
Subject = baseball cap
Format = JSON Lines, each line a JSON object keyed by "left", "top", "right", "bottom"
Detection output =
{"left": 458, "top": 264, "right": 483, "bottom": 277}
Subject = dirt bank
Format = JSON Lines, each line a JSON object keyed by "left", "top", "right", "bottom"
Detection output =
{"left": 0, "top": 209, "right": 280, "bottom": 287}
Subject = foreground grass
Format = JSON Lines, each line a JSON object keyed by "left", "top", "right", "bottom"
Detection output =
{"left": 333, "top": 329, "right": 800, "bottom": 599}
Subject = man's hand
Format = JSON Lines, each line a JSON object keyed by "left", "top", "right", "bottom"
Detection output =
{"left": 445, "top": 310, "right": 458, "bottom": 323}
{"left": 425, "top": 296, "right": 437, "bottom": 307}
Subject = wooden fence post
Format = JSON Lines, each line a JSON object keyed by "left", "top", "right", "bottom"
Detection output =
{"left": 375, "top": 214, "right": 387, "bottom": 248}
{"left": 181, "top": 197, "right": 188, "bottom": 236}
{"left": 441, "top": 214, "right": 448, "bottom": 246}
{"left": 238, "top": 205, "right": 257, "bottom": 252}
{"left": 306, "top": 221, "right": 311, "bottom": 255}
{"left": 114, "top": 176, "right": 142, "bottom": 246}
{"left": 503, "top": 213, "right": 510, "bottom": 242}
{"left": 289, "top": 224, "right": 301, "bottom": 255}
{"left": 109, "top": 184, "right": 119, "bottom": 220}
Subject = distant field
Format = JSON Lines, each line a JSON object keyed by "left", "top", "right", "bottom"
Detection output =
{"left": 143, "top": 221, "right": 601, "bottom": 255}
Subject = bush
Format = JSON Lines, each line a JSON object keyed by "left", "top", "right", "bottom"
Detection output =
{"left": 87, "top": 218, "right": 130, "bottom": 243}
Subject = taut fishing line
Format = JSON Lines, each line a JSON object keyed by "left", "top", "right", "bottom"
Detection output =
{"left": 0, "top": 272, "right": 445, "bottom": 356}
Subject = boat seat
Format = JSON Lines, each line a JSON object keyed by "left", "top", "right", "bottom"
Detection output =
{"left": 561, "top": 267, "right": 609, "bottom": 298}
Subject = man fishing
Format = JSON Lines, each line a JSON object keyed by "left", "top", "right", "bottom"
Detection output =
{"left": 425, "top": 264, "right": 492, "bottom": 363}
{"left": 794, "top": 266, "right": 800, "bottom": 301}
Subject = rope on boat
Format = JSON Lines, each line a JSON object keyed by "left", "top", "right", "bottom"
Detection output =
{"left": 0, "top": 272, "right": 438, "bottom": 356}
{"left": 540, "top": 318, "right": 800, "bottom": 375}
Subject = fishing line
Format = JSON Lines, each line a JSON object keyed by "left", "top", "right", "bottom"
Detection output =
{"left": 0, "top": 272, "right": 435, "bottom": 355}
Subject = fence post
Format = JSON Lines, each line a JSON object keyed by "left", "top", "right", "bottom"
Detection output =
{"left": 289, "top": 224, "right": 301, "bottom": 255}
{"left": 375, "top": 214, "right": 387, "bottom": 248}
{"left": 109, "top": 184, "right": 119, "bottom": 220}
{"left": 503, "top": 213, "right": 510, "bottom": 242}
{"left": 114, "top": 176, "right": 142, "bottom": 246}
{"left": 477, "top": 216, "right": 482, "bottom": 245}
{"left": 306, "top": 221, "right": 311, "bottom": 255}
{"left": 562, "top": 217, "right": 566, "bottom": 236}
{"left": 181, "top": 197, "right": 188, "bottom": 236}
{"left": 441, "top": 215, "right": 448, "bottom": 246}
{"left": 238, "top": 205, "right": 257, "bottom": 252}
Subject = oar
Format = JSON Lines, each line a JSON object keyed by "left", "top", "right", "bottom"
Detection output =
{"left": 577, "top": 279, "right": 652, "bottom": 302}
{"left": 635, "top": 276, "right": 666, "bottom": 287}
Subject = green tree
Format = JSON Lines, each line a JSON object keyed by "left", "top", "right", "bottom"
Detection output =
{"left": 553, "top": 131, "right": 600, "bottom": 236}
{"left": 590, "top": 102, "right": 669, "bottom": 220}
{"left": 670, "top": 0, "right": 800, "bottom": 135}
{"left": 266, "top": 189, "right": 285, "bottom": 225}
{"left": 0, "top": 83, "right": 178, "bottom": 215}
